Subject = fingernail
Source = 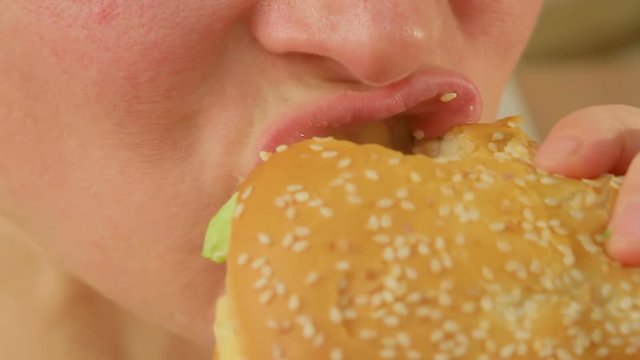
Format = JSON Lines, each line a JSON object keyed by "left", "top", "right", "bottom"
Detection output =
{"left": 537, "top": 136, "right": 582, "bottom": 160}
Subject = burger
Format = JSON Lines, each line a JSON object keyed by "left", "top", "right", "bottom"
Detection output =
{"left": 203, "top": 117, "right": 640, "bottom": 359}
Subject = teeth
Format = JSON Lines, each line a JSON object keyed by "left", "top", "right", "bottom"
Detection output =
{"left": 412, "top": 129, "right": 425, "bottom": 140}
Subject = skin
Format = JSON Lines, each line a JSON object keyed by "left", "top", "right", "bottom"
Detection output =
{"left": 0, "top": 1, "right": 638, "bottom": 358}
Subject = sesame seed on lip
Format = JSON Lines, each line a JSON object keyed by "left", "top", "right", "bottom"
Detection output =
{"left": 250, "top": 68, "right": 482, "bottom": 169}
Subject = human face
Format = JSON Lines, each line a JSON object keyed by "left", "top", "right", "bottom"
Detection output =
{"left": 0, "top": 0, "right": 542, "bottom": 346}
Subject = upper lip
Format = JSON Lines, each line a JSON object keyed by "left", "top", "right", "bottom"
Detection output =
{"left": 254, "top": 67, "right": 481, "bottom": 160}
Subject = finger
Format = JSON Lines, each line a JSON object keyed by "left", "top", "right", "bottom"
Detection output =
{"left": 534, "top": 105, "right": 640, "bottom": 178}
{"left": 607, "top": 154, "right": 640, "bottom": 265}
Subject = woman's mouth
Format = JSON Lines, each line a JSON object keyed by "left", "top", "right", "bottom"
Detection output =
{"left": 254, "top": 67, "right": 482, "bottom": 163}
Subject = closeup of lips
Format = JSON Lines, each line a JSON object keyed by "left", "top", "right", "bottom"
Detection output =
{"left": 255, "top": 68, "right": 482, "bottom": 164}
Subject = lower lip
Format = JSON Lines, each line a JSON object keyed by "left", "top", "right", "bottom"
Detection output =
{"left": 256, "top": 69, "right": 481, "bottom": 159}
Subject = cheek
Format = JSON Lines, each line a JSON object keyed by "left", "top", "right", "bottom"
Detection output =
{"left": 451, "top": 0, "right": 543, "bottom": 118}
{"left": 1, "top": 0, "right": 257, "bottom": 340}
{"left": 25, "top": 0, "right": 253, "bottom": 115}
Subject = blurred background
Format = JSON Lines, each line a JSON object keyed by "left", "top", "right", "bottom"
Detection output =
{"left": 499, "top": 0, "right": 640, "bottom": 140}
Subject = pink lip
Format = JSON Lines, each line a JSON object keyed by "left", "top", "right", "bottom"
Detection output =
{"left": 256, "top": 68, "right": 481, "bottom": 158}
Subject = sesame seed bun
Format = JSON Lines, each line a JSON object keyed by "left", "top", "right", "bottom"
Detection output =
{"left": 214, "top": 117, "right": 638, "bottom": 360}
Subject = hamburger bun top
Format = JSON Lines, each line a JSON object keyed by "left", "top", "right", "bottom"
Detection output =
{"left": 217, "top": 117, "right": 638, "bottom": 360}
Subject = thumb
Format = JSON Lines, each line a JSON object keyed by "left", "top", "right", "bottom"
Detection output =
{"left": 534, "top": 105, "right": 640, "bottom": 178}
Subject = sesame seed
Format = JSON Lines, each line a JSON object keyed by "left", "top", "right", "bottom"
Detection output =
{"left": 259, "top": 151, "right": 271, "bottom": 161}
{"left": 237, "top": 253, "right": 249, "bottom": 266}
{"left": 556, "top": 244, "right": 576, "bottom": 266}
{"left": 373, "top": 234, "right": 391, "bottom": 245}
{"left": 309, "top": 143, "right": 324, "bottom": 151}
{"left": 480, "top": 173, "right": 494, "bottom": 184}
{"left": 462, "top": 301, "right": 476, "bottom": 313}
{"left": 412, "top": 129, "right": 425, "bottom": 140}
{"left": 312, "top": 334, "right": 324, "bottom": 348}
{"left": 337, "top": 158, "right": 352, "bottom": 168}
{"left": 305, "top": 272, "right": 319, "bottom": 284}
{"left": 258, "top": 290, "right": 274, "bottom": 305}
{"left": 383, "top": 247, "right": 396, "bottom": 262}
{"left": 273, "top": 281, "right": 287, "bottom": 296}
{"left": 329, "top": 306, "right": 343, "bottom": 323}
{"left": 441, "top": 253, "right": 453, "bottom": 268}
{"left": 409, "top": 172, "right": 422, "bottom": 183}
{"left": 288, "top": 294, "right": 301, "bottom": 311}
{"left": 359, "top": 329, "right": 377, "bottom": 340}
{"left": 285, "top": 206, "right": 296, "bottom": 219}
{"left": 251, "top": 257, "right": 267, "bottom": 269}
{"left": 417, "top": 243, "right": 430, "bottom": 256}
{"left": 405, "top": 266, "right": 418, "bottom": 279}
{"left": 570, "top": 210, "right": 585, "bottom": 220}
{"left": 388, "top": 157, "right": 401, "bottom": 166}
{"left": 275, "top": 233, "right": 297, "bottom": 252}
{"left": 330, "top": 348, "right": 343, "bottom": 360}
{"left": 377, "top": 198, "right": 394, "bottom": 209}
{"left": 397, "top": 200, "right": 414, "bottom": 211}
{"left": 320, "top": 207, "right": 334, "bottom": 218}
{"left": 440, "top": 185, "right": 455, "bottom": 196}
{"left": 430, "top": 329, "right": 445, "bottom": 342}
{"left": 293, "top": 191, "right": 310, "bottom": 203}
{"left": 438, "top": 205, "right": 451, "bottom": 217}
{"left": 540, "top": 176, "right": 556, "bottom": 185}
{"left": 496, "top": 240, "right": 512, "bottom": 253}
{"left": 366, "top": 215, "right": 380, "bottom": 231}
{"left": 480, "top": 296, "right": 493, "bottom": 311}
{"left": 543, "top": 197, "right": 559, "bottom": 207}
{"left": 381, "top": 214, "right": 393, "bottom": 229}
{"left": 394, "top": 188, "right": 409, "bottom": 199}
{"left": 365, "top": 169, "right": 379, "bottom": 180}
{"left": 343, "top": 308, "right": 358, "bottom": 320}
{"left": 380, "top": 348, "right": 397, "bottom": 359}
{"left": 490, "top": 222, "right": 506, "bottom": 232}
{"left": 293, "top": 226, "right": 311, "bottom": 237}
{"left": 286, "top": 184, "right": 304, "bottom": 192}
{"left": 292, "top": 241, "right": 310, "bottom": 252}
{"left": 233, "top": 203, "right": 245, "bottom": 218}
{"left": 463, "top": 191, "right": 475, "bottom": 201}
{"left": 383, "top": 315, "right": 400, "bottom": 327}
{"left": 275, "top": 144, "right": 288, "bottom": 153}
{"left": 258, "top": 233, "right": 271, "bottom": 245}
{"left": 438, "top": 292, "right": 453, "bottom": 307}
{"left": 439, "top": 92, "right": 458, "bottom": 103}
{"left": 492, "top": 132, "right": 505, "bottom": 141}
{"left": 430, "top": 258, "right": 443, "bottom": 273}
{"left": 347, "top": 195, "right": 363, "bottom": 204}
{"left": 396, "top": 246, "right": 411, "bottom": 259}
{"left": 240, "top": 186, "right": 253, "bottom": 200}
{"left": 253, "top": 276, "right": 269, "bottom": 289}
{"left": 336, "top": 261, "right": 351, "bottom": 271}
{"left": 500, "top": 344, "right": 516, "bottom": 358}
{"left": 302, "top": 323, "right": 316, "bottom": 339}
{"left": 392, "top": 302, "right": 409, "bottom": 316}
{"left": 321, "top": 150, "right": 338, "bottom": 158}
{"left": 481, "top": 267, "right": 495, "bottom": 281}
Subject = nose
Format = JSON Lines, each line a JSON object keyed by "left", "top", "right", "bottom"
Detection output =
{"left": 252, "top": 0, "right": 443, "bottom": 86}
